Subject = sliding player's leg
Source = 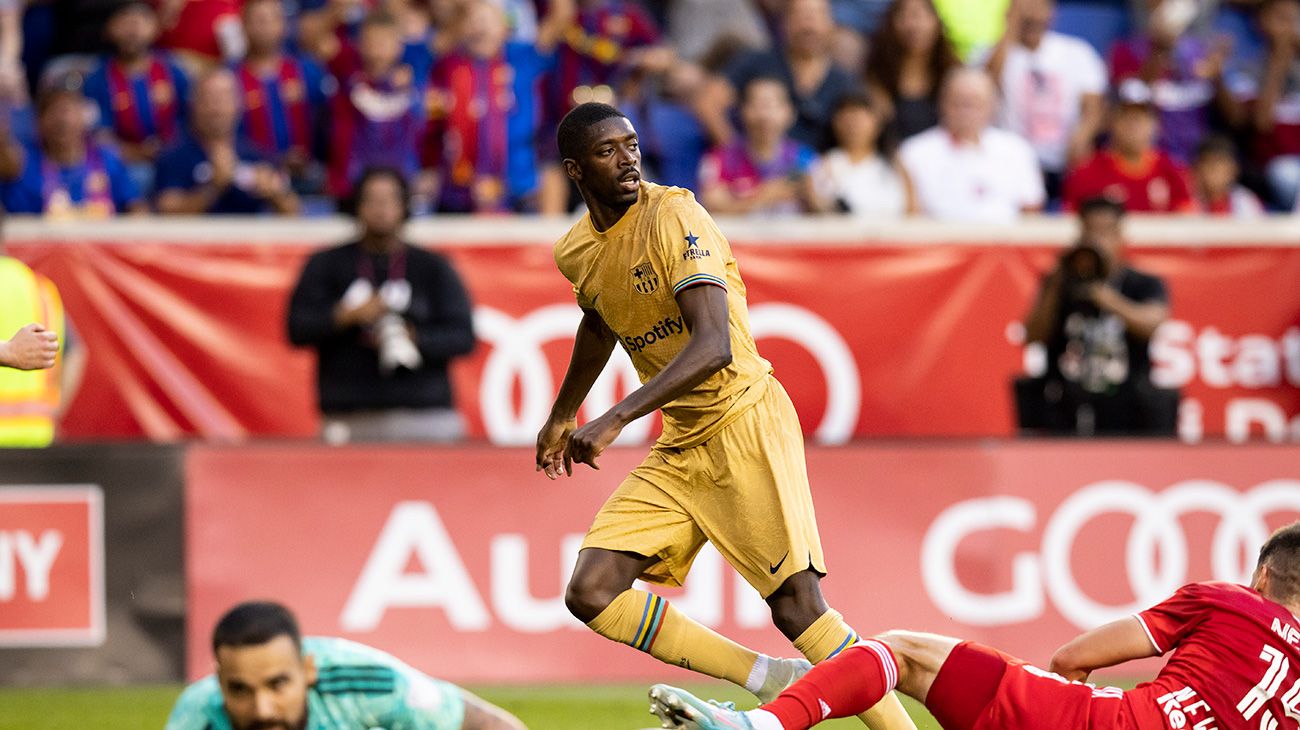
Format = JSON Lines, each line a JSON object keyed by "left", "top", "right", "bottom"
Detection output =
{"left": 765, "top": 575, "right": 916, "bottom": 730}
{"left": 650, "top": 631, "right": 962, "bottom": 730}
{"left": 695, "top": 380, "right": 915, "bottom": 730}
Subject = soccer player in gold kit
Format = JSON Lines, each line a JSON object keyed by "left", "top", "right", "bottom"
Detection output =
{"left": 534, "top": 103, "right": 914, "bottom": 730}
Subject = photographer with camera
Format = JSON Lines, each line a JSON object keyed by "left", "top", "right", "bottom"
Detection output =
{"left": 287, "top": 167, "right": 475, "bottom": 443}
{"left": 1018, "top": 196, "right": 1177, "bottom": 435}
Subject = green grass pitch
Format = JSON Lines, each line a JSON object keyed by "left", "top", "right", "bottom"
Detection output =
{"left": 0, "top": 683, "right": 942, "bottom": 729}
{"left": 0, "top": 680, "right": 1143, "bottom": 729}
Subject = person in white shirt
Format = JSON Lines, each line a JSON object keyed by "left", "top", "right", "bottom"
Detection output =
{"left": 811, "top": 91, "right": 916, "bottom": 218}
{"left": 985, "top": 0, "right": 1107, "bottom": 203}
{"left": 898, "top": 67, "right": 1046, "bottom": 222}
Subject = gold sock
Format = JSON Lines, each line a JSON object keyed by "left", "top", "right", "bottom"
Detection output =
{"left": 587, "top": 588, "right": 760, "bottom": 687}
{"left": 793, "top": 610, "right": 918, "bottom": 730}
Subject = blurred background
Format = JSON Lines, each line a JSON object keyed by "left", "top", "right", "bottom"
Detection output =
{"left": 1, "top": 0, "right": 1299, "bottom": 726}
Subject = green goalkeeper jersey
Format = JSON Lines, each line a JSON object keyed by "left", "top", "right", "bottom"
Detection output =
{"left": 165, "top": 637, "right": 466, "bottom": 730}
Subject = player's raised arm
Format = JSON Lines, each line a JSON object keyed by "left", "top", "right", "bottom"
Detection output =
{"left": 563, "top": 283, "right": 731, "bottom": 471}
{"left": 536, "top": 307, "right": 617, "bottom": 479}
{"left": 1047, "top": 615, "right": 1160, "bottom": 682}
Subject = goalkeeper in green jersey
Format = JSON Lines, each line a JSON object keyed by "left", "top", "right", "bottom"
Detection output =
{"left": 166, "top": 602, "right": 525, "bottom": 730}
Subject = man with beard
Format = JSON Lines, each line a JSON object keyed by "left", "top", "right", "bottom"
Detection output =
{"left": 165, "top": 601, "right": 525, "bottom": 730}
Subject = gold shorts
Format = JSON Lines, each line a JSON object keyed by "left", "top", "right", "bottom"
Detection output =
{"left": 580, "top": 377, "right": 826, "bottom": 598}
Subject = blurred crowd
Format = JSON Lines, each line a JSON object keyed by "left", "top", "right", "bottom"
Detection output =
{"left": 2, "top": 0, "right": 1298, "bottom": 219}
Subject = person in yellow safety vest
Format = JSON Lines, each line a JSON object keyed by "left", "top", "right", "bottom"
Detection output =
{"left": 0, "top": 255, "right": 86, "bottom": 447}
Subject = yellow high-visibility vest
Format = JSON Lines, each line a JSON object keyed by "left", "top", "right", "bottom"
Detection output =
{"left": 0, "top": 256, "right": 65, "bottom": 447}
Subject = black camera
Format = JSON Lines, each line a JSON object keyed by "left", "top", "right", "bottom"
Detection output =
{"left": 1059, "top": 241, "right": 1109, "bottom": 310}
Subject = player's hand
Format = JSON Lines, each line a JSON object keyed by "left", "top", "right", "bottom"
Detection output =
{"left": 1, "top": 324, "right": 58, "bottom": 370}
{"left": 536, "top": 415, "right": 576, "bottom": 479}
{"left": 564, "top": 412, "right": 624, "bottom": 473}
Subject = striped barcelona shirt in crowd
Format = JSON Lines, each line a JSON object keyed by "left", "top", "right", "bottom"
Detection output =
{"left": 84, "top": 53, "right": 190, "bottom": 147}
{"left": 424, "top": 41, "right": 554, "bottom": 212}
{"left": 233, "top": 54, "right": 330, "bottom": 164}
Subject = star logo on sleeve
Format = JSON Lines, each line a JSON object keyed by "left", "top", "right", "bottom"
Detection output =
{"left": 682, "top": 231, "right": 711, "bottom": 261}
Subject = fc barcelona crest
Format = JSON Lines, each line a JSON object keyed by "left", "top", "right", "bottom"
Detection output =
{"left": 631, "top": 262, "right": 659, "bottom": 295}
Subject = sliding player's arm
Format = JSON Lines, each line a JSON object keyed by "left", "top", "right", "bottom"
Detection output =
{"left": 564, "top": 283, "right": 730, "bottom": 470}
{"left": 459, "top": 690, "right": 528, "bottom": 730}
{"left": 1048, "top": 616, "right": 1160, "bottom": 682}
{"left": 537, "top": 307, "right": 617, "bottom": 479}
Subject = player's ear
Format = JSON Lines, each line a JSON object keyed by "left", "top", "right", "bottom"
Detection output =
{"left": 303, "top": 653, "right": 318, "bottom": 686}
{"left": 563, "top": 158, "right": 582, "bottom": 182}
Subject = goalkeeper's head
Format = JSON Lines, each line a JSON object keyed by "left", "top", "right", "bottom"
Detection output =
{"left": 212, "top": 601, "right": 314, "bottom": 730}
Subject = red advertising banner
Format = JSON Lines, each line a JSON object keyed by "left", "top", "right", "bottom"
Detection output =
{"left": 9, "top": 235, "right": 1300, "bottom": 443}
{"left": 0, "top": 486, "right": 105, "bottom": 646}
{"left": 185, "top": 442, "right": 1300, "bottom": 683}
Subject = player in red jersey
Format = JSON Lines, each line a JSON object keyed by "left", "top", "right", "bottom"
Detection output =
{"left": 649, "top": 521, "right": 1300, "bottom": 730}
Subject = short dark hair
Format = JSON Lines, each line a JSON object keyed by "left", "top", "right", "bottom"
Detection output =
{"left": 556, "top": 102, "right": 627, "bottom": 161}
{"left": 212, "top": 601, "right": 302, "bottom": 655}
{"left": 347, "top": 166, "right": 411, "bottom": 219}
{"left": 361, "top": 8, "right": 399, "bottom": 31}
{"left": 1195, "top": 134, "right": 1238, "bottom": 163}
{"left": 827, "top": 89, "right": 897, "bottom": 157}
{"left": 1259, "top": 522, "right": 1300, "bottom": 604}
{"left": 1078, "top": 196, "right": 1126, "bottom": 220}
{"left": 739, "top": 75, "right": 789, "bottom": 106}
{"left": 109, "top": 0, "right": 156, "bottom": 21}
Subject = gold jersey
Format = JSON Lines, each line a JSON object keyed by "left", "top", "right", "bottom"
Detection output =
{"left": 554, "top": 181, "right": 772, "bottom": 448}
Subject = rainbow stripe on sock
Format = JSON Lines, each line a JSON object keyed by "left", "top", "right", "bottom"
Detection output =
{"left": 827, "top": 629, "right": 860, "bottom": 659}
{"left": 632, "top": 594, "right": 667, "bottom": 652}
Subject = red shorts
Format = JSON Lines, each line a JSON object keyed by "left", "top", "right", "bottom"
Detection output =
{"left": 926, "top": 642, "right": 1134, "bottom": 730}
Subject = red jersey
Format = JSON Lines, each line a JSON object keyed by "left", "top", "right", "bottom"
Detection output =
{"left": 1127, "top": 582, "right": 1300, "bottom": 730}
{"left": 1063, "top": 150, "right": 1195, "bottom": 213}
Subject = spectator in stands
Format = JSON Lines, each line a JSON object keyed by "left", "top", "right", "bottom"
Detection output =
{"left": 422, "top": 0, "right": 570, "bottom": 213}
{"left": 721, "top": 0, "right": 860, "bottom": 150}
{"left": 155, "top": 0, "right": 243, "bottom": 65}
{"left": 932, "top": 0, "right": 1013, "bottom": 60}
{"left": 1019, "top": 196, "right": 1176, "bottom": 436}
{"left": 547, "top": 0, "right": 662, "bottom": 121}
{"left": 1063, "top": 78, "right": 1196, "bottom": 212}
{"left": 811, "top": 90, "right": 916, "bottom": 217}
{"left": 1192, "top": 134, "right": 1266, "bottom": 215}
{"left": 623, "top": 60, "right": 715, "bottom": 191}
{"left": 298, "top": 0, "right": 439, "bottom": 81}
{"left": 699, "top": 75, "right": 819, "bottom": 215}
{"left": 665, "top": 0, "right": 771, "bottom": 63}
{"left": 234, "top": 0, "right": 332, "bottom": 179}
{"left": 83, "top": 0, "right": 189, "bottom": 165}
{"left": 899, "top": 67, "right": 1045, "bottom": 222}
{"left": 287, "top": 167, "right": 476, "bottom": 443}
{"left": 1108, "top": 0, "right": 1240, "bottom": 164}
{"left": 537, "top": 0, "right": 664, "bottom": 212}
{"left": 864, "top": 0, "right": 962, "bottom": 142}
{"left": 308, "top": 10, "right": 430, "bottom": 198}
{"left": 0, "top": 85, "right": 145, "bottom": 217}
{"left": 154, "top": 68, "right": 301, "bottom": 215}
{"left": 1232, "top": 0, "right": 1300, "bottom": 208}
{"left": 987, "top": 0, "right": 1108, "bottom": 204}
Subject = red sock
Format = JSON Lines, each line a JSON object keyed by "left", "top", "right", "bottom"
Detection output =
{"left": 760, "top": 640, "right": 898, "bottom": 730}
